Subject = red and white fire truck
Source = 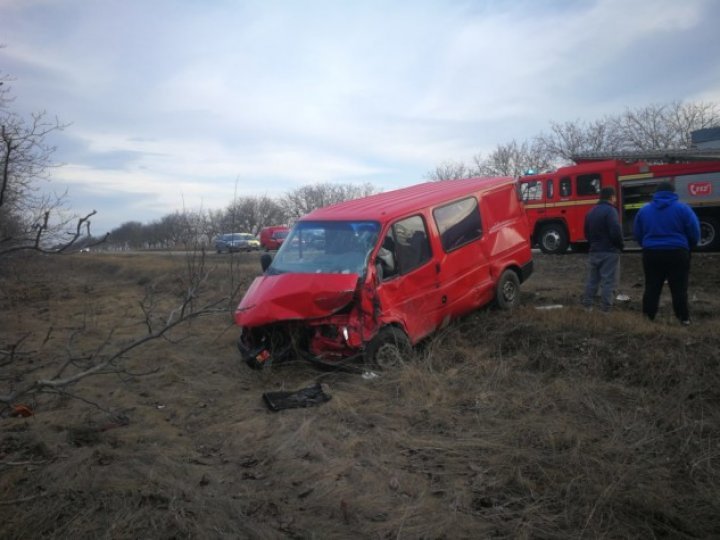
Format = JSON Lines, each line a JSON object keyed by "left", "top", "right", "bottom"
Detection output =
{"left": 518, "top": 151, "right": 720, "bottom": 254}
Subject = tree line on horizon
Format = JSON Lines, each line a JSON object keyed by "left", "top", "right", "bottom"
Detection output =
{"left": 2, "top": 54, "right": 719, "bottom": 253}
{"left": 427, "top": 100, "right": 720, "bottom": 181}
{"left": 103, "top": 181, "right": 378, "bottom": 250}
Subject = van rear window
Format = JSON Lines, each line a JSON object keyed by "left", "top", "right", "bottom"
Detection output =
{"left": 433, "top": 197, "right": 483, "bottom": 252}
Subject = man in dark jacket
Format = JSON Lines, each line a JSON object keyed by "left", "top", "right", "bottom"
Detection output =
{"left": 633, "top": 181, "right": 700, "bottom": 324}
{"left": 581, "top": 186, "right": 624, "bottom": 312}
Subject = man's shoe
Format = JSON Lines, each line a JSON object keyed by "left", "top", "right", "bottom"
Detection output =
{"left": 681, "top": 320, "right": 691, "bottom": 326}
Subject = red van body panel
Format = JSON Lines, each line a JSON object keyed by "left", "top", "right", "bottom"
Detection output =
{"left": 236, "top": 273, "right": 359, "bottom": 326}
{"left": 235, "top": 177, "right": 533, "bottom": 368}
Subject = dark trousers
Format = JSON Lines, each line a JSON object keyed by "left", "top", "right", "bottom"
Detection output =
{"left": 641, "top": 249, "right": 691, "bottom": 321}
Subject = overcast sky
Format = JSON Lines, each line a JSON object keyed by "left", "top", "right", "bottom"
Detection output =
{"left": 2, "top": 0, "right": 720, "bottom": 234}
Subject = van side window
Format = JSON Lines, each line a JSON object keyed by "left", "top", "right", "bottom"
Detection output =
{"left": 546, "top": 179, "right": 554, "bottom": 199}
{"left": 577, "top": 173, "right": 601, "bottom": 196}
{"left": 433, "top": 197, "right": 483, "bottom": 252}
{"left": 560, "top": 177, "right": 571, "bottom": 197}
{"left": 391, "top": 215, "right": 431, "bottom": 275}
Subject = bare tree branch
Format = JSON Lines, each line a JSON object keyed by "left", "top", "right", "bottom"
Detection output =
{"left": 0, "top": 269, "right": 228, "bottom": 405}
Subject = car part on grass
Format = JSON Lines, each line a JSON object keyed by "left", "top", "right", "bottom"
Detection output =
{"left": 262, "top": 383, "right": 331, "bottom": 411}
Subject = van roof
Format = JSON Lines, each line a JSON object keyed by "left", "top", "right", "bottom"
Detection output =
{"left": 302, "top": 176, "right": 516, "bottom": 223}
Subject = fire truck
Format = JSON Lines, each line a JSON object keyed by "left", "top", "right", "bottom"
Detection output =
{"left": 518, "top": 149, "right": 720, "bottom": 254}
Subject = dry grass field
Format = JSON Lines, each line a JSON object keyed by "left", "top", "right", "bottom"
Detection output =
{"left": 1, "top": 249, "right": 719, "bottom": 539}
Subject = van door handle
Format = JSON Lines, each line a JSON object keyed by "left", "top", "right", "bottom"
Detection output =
{"left": 435, "top": 263, "right": 441, "bottom": 274}
{"left": 442, "top": 295, "right": 447, "bottom": 304}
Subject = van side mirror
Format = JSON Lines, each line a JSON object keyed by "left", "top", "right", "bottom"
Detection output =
{"left": 260, "top": 253, "right": 273, "bottom": 272}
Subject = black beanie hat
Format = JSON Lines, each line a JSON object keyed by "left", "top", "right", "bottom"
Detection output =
{"left": 656, "top": 181, "right": 675, "bottom": 193}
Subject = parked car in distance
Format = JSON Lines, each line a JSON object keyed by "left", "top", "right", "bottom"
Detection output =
{"left": 214, "top": 233, "right": 261, "bottom": 253}
{"left": 259, "top": 226, "right": 290, "bottom": 251}
{"left": 235, "top": 176, "right": 534, "bottom": 370}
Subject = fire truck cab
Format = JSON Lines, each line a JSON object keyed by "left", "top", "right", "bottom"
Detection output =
{"left": 519, "top": 158, "right": 720, "bottom": 254}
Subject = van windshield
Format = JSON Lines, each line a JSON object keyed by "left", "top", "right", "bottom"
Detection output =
{"left": 268, "top": 221, "right": 380, "bottom": 275}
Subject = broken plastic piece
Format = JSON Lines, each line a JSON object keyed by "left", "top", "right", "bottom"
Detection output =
{"left": 10, "top": 404, "right": 34, "bottom": 417}
{"left": 262, "top": 383, "right": 331, "bottom": 412}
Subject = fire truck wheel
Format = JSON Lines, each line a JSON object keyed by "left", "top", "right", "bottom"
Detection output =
{"left": 364, "top": 327, "right": 411, "bottom": 369}
{"left": 495, "top": 270, "right": 520, "bottom": 310}
{"left": 539, "top": 224, "right": 569, "bottom": 254}
{"left": 697, "top": 217, "right": 720, "bottom": 251}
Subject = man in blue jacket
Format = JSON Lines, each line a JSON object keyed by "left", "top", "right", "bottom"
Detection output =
{"left": 582, "top": 186, "right": 624, "bottom": 312}
{"left": 633, "top": 181, "right": 700, "bottom": 325}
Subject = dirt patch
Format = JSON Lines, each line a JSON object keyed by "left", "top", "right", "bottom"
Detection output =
{"left": 1, "top": 250, "right": 719, "bottom": 538}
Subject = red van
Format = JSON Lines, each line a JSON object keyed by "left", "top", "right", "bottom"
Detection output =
{"left": 259, "top": 225, "right": 290, "bottom": 251}
{"left": 235, "top": 177, "right": 533, "bottom": 369}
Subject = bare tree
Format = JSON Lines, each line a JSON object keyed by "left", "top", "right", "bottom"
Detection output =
{"left": 430, "top": 100, "right": 720, "bottom": 176}
{"left": 107, "top": 221, "right": 145, "bottom": 250}
{"left": 614, "top": 104, "right": 678, "bottom": 151}
{"left": 222, "top": 195, "right": 287, "bottom": 234}
{"left": 281, "top": 182, "right": 378, "bottom": 219}
{"left": 667, "top": 101, "right": 720, "bottom": 148}
{"left": 536, "top": 101, "right": 720, "bottom": 161}
{"left": 1, "top": 80, "right": 102, "bottom": 255}
{"left": 535, "top": 117, "right": 623, "bottom": 163}
{"left": 425, "top": 160, "right": 473, "bottom": 181}
{"left": 473, "top": 139, "right": 555, "bottom": 177}
{"left": 615, "top": 101, "right": 720, "bottom": 150}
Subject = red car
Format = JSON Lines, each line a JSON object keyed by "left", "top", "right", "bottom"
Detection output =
{"left": 259, "top": 226, "right": 289, "bottom": 251}
{"left": 235, "top": 177, "right": 533, "bottom": 369}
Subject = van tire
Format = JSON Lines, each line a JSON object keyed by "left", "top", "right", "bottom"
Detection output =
{"left": 539, "top": 224, "right": 569, "bottom": 254}
{"left": 697, "top": 216, "right": 720, "bottom": 251}
{"left": 364, "top": 327, "right": 411, "bottom": 369}
{"left": 495, "top": 270, "right": 520, "bottom": 310}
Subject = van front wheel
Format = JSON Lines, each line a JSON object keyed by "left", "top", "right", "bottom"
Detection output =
{"left": 364, "top": 327, "right": 411, "bottom": 369}
{"left": 495, "top": 270, "right": 520, "bottom": 310}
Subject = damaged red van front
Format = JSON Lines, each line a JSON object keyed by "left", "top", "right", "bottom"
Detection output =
{"left": 235, "top": 220, "right": 382, "bottom": 368}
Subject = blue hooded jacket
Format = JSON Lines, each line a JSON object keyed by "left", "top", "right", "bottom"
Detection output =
{"left": 632, "top": 191, "right": 700, "bottom": 250}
